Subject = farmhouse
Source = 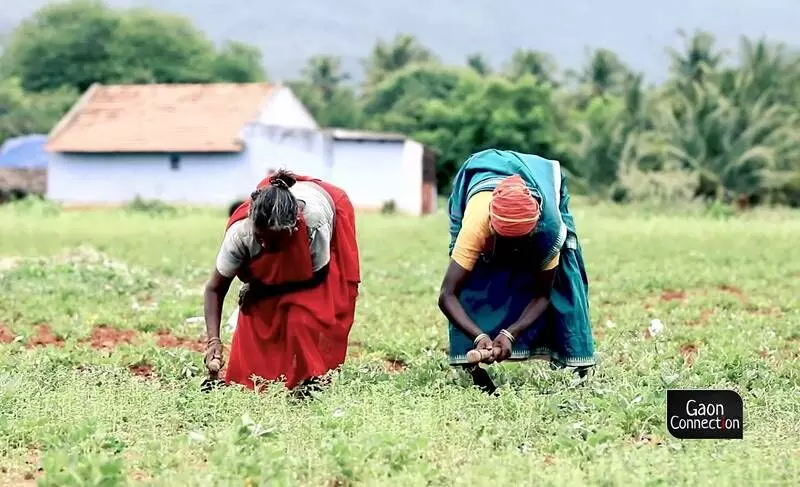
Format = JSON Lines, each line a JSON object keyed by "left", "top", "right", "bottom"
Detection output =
{"left": 45, "top": 82, "right": 437, "bottom": 215}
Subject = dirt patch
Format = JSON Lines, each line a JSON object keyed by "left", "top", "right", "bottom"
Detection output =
{"left": 155, "top": 330, "right": 206, "bottom": 353}
{"left": 26, "top": 325, "right": 64, "bottom": 348}
{"left": 347, "top": 341, "right": 364, "bottom": 358}
{"left": 0, "top": 449, "right": 42, "bottom": 486}
{"left": 718, "top": 284, "right": 748, "bottom": 302}
{"left": 383, "top": 358, "right": 407, "bottom": 372}
{"left": 543, "top": 455, "right": 556, "bottom": 466}
{"left": 85, "top": 325, "right": 138, "bottom": 349}
{"left": 0, "top": 325, "right": 15, "bottom": 344}
{"left": 680, "top": 343, "right": 698, "bottom": 367}
{"left": 660, "top": 290, "right": 687, "bottom": 302}
{"left": 747, "top": 306, "right": 782, "bottom": 317}
{"left": 688, "top": 309, "right": 715, "bottom": 327}
{"left": 128, "top": 362, "right": 154, "bottom": 379}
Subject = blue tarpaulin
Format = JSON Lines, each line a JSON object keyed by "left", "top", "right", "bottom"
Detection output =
{"left": 0, "top": 134, "right": 48, "bottom": 169}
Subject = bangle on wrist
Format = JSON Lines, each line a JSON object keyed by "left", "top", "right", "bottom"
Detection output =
{"left": 498, "top": 329, "right": 515, "bottom": 343}
{"left": 473, "top": 333, "right": 489, "bottom": 346}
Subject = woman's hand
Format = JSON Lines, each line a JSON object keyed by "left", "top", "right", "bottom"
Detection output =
{"left": 491, "top": 333, "right": 513, "bottom": 362}
{"left": 204, "top": 337, "right": 224, "bottom": 378}
{"left": 474, "top": 335, "right": 495, "bottom": 364}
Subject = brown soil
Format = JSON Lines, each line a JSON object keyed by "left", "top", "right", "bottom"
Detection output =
{"left": 26, "top": 325, "right": 64, "bottom": 348}
{"left": 680, "top": 343, "right": 698, "bottom": 367}
{"left": 688, "top": 309, "right": 715, "bottom": 327}
{"left": 543, "top": 455, "right": 556, "bottom": 466}
{"left": 383, "top": 358, "right": 407, "bottom": 372}
{"left": 86, "top": 325, "right": 138, "bottom": 349}
{"left": 128, "top": 362, "right": 154, "bottom": 378}
{"left": 718, "top": 284, "right": 748, "bottom": 302}
{"left": 661, "top": 290, "right": 687, "bottom": 302}
{"left": 747, "top": 306, "right": 783, "bottom": 317}
{"left": 0, "top": 325, "right": 15, "bottom": 344}
{"left": 155, "top": 330, "right": 206, "bottom": 352}
{"left": 0, "top": 449, "right": 42, "bottom": 486}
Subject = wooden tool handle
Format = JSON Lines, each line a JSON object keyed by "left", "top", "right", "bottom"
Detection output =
{"left": 466, "top": 348, "right": 493, "bottom": 364}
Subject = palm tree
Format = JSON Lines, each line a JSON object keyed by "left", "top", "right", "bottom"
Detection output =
{"left": 362, "top": 34, "right": 436, "bottom": 88}
{"left": 466, "top": 52, "right": 492, "bottom": 76}
{"left": 567, "top": 48, "right": 630, "bottom": 100}
{"left": 504, "top": 49, "right": 557, "bottom": 85}
{"left": 667, "top": 29, "right": 727, "bottom": 87}
{"left": 301, "top": 55, "right": 350, "bottom": 101}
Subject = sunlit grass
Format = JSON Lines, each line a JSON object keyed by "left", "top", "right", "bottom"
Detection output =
{"left": 1, "top": 198, "right": 799, "bottom": 486}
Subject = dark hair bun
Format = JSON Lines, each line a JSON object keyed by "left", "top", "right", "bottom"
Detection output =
{"left": 270, "top": 169, "right": 297, "bottom": 190}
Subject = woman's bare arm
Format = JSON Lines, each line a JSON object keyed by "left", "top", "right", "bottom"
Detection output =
{"left": 437, "top": 260, "right": 485, "bottom": 340}
{"left": 204, "top": 269, "right": 233, "bottom": 342}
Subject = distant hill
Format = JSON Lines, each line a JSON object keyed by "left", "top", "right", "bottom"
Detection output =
{"left": 2, "top": 0, "right": 799, "bottom": 84}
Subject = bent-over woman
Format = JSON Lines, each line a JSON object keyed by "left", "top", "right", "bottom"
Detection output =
{"left": 438, "top": 149, "right": 595, "bottom": 394}
{"left": 203, "top": 170, "right": 361, "bottom": 391}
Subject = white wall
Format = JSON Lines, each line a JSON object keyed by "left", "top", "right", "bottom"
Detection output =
{"left": 257, "top": 87, "right": 319, "bottom": 130}
{"left": 46, "top": 130, "right": 428, "bottom": 213}
{"left": 242, "top": 124, "right": 329, "bottom": 197}
{"left": 327, "top": 140, "right": 408, "bottom": 212}
{"left": 399, "top": 140, "right": 424, "bottom": 215}
{"left": 46, "top": 151, "right": 250, "bottom": 205}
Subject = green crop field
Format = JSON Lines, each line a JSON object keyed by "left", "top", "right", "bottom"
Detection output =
{"left": 1, "top": 198, "right": 799, "bottom": 486}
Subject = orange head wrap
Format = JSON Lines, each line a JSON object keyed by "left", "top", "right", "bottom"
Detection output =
{"left": 489, "top": 175, "right": 540, "bottom": 237}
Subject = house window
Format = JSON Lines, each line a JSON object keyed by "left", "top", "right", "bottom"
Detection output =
{"left": 169, "top": 154, "right": 181, "bottom": 171}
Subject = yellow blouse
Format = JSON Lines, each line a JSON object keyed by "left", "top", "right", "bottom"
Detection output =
{"left": 451, "top": 191, "right": 560, "bottom": 271}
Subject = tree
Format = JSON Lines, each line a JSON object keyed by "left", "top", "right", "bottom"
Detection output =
{"left": 110, "top": 7, "right": 218, "bottom": 84}
{"left": 466, "top": 53, "right": 492, "bottom": 76}
{"left": 362, "top": 34, "right": 437, "bottom": 88}
{"left": 302, "top": 55, "right": 350, "bottom": 100}
{"left": 1, "top": 0, "right": 265, "bottom": 92}
{"left": 504, "top": 49, "right": 558, "bottom": 85}
{"left": 667, "top": 29, "right": 727, "bottom": 87}
{"left": 0, "top": 77, "right": 78, "bottom": 143}
{"left": 3, "top": 0, "right": 123, "bottom": 92}
{"left": 568, "top": 48, "right": 631, "bottom": 100}
{"left": 412, "top": 74, "right": 564, "bottom": 191}
{"left": 212, "top": 41, "right": 266, "bottom": 83}
{"left": 362, "top": 63, "right": 467, "bottom": 134}
{"left": 288, "top": 55, "right": 360, "bottom": 128}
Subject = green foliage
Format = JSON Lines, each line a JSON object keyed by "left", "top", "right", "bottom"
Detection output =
{"left": 362, "top": 34, "right": 437, "bottom": 88}
{"left": 1, "top": 3, "right": 799, "bottom": 208}
{"left": 1, "top": 206, "right": 799, "bottom": 483}
{"left": 2, "top": 0, "right": 267, "bottom": 93}
{"left": 0, "top": 77, "right": 79, "bottom": 142}
{"left": 211, "top": 41, "right": 267, "bottom": 83}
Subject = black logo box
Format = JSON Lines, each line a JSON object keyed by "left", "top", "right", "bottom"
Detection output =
{"left": 667, "top": 389, "right": 743, "bottom": 439}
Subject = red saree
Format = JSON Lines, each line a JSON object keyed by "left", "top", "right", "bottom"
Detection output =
{"left": 223, "top": 175, "right": 361, "bottom": 390}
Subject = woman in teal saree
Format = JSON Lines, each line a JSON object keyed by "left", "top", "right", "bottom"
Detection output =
{"left": 437, "top": 149, "right": 596, "bottom": 394}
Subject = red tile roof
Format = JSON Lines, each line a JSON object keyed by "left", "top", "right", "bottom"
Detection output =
{"left": 46, "top": 83, "right": 275, "bottom": 153}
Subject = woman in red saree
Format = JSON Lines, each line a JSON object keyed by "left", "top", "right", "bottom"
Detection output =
{"left": 202, "top": 170, "right": 360, "bottom": 392}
